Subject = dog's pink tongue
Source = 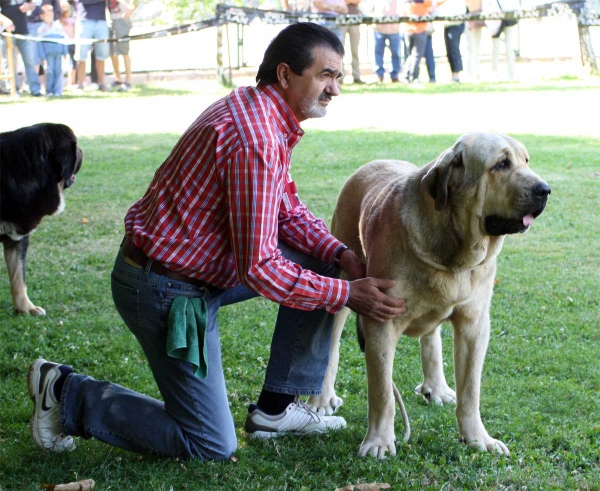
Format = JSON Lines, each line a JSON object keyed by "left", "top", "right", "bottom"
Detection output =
{"left": 523, "top": 214, "right": 534, "bottom": 226}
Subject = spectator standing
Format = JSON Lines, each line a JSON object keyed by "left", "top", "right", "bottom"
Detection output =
{"left": 59, "top": 0, "right": 76, "bottom": 87}
{"left": 436, "top": 0, "right": 466, "bottom": 82}
{"left": 26, "top": 22, "right": 406, "bottom": 459}
{"left": 371, "top": 0, "right": 402, "bottom": 83}
{"left": 402, "top": 0, "right": 445, "bottom": 84}
{"left": 74, "top": 0, "right": 109, "bottom": 91}
{"left": 484, "top": 0, "right": 518, "bottom": 81}
{"left": 0, "top": 0, "right": 42, "bottom": 95}
{"left": 338, "top": 0, "right": 363, "bottom": 84}
{"left": 108, "top": 0, "right": 133, "bottom": 91}
{"left": 37, "top": 4, "right": 67, "bottom": 95}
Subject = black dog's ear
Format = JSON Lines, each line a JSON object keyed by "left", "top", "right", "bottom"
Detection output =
{"left": 421, "top": 147, "right": 462, "bottom": 211}
{"left": 51, "top": 141, "right": 78, "bottom": 185}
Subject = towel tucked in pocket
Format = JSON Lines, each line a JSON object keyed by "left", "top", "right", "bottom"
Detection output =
{"left": 167, "top": 296, "right": 208, "bottom": 379}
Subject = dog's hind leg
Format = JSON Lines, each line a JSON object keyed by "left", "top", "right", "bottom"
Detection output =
{"left": 306, "top": 306, "right": 351, "bottom": 415}
{"left": 415, "top": 325, "right": 456, "bottom": 405}
{"left": 3, "top": 236, "right": 46, "bottom": 315}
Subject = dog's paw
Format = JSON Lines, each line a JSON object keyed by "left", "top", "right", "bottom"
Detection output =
{"left": 460, "top": 435, "right": 510, "bottom": 455}
{"left": 306, "top": 393, "right": 344, "bottom": 416}
{"left": 414, "top": 381, "right": 456, "bottom": 406}
{"left": 15, "top": 302, "right": 46, "bottom": 316}
{"left": 359, "top": 437, "right": 397, "bottom": 459}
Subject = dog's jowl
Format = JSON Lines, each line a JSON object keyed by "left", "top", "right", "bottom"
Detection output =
{"left": 1, "top": 123, "right": 83, "bottom": 315}
{"left": 307, "top": 132, "right": 550, "bottom": 458}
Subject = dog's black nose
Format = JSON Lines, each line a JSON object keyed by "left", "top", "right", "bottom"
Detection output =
{"left": 533, "top": 182, "right": 551, "bottom": 198}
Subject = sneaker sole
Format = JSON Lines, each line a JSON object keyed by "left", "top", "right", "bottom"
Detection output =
{"left": 249, "top": 428, "right": 329, "bottom": 439}
{"left": 27, "top": 358, "right": 49, "bottom": 449}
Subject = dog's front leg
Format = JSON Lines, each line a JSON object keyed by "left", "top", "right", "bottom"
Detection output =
{"left": 415, "top": 325, "right": 456, "bottom": 405}
{"left": 359, "top": 319, "right": 401, "bottom": 458}
{"left": 453, "top": 309, "right": 508, "bottom": 455}
{"left": 3, "top": 236, "right": 46, "bottom": 316}
{"left": 306, "top": 307, "right": 350, "bottom": 415}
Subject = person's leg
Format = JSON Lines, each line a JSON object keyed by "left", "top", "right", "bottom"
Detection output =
{"left": 123, "top": 53, "right": 131, "bottom": 85}
{"left": 503, "top": 25, "right": 516, "bottom": 81}
{"left": 374, "top": 31, "right": 386, "bottom": 81}
{"left": 348, "top": 25, "right": 361, "bottom": 82}
{"left": 110, "top": 54, "right": 122, "bottom": 82}
{"left": 76, "top": 61, "right": 86, "bottom": 87}
{"left": 91, "top": 20, "right": 109, "bottom": 89}
{"left": 74, "top": 20, "right": 93, "bottom": 87}
{"left": 389, "top": 33, "right": 401, "bottom": 80}
{"left": 59, "top": 246, "right": 237, "bottom": 459}
{"left": 261, "top": 242, "right": 339, "bottom": 398}
{"left": 425, "top": 33, "right": 435, "bottom": 82}
{"left": 15, "top": 38, "right": 41, "bottom": 95}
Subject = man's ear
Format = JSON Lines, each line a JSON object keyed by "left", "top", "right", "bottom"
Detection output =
{"left": 276, "top": 63, "right": 292, "bottom": 88}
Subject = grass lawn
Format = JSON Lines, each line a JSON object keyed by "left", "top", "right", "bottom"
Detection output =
{"left": 0, "top": 79, "right": 599, "bottom": 490}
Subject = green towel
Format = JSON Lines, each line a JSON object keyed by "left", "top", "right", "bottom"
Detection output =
{"left": 167, "top": 296, "right": 208, "bottom": 379}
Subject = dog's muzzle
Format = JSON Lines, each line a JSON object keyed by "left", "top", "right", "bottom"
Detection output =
{"left": 485, "top": 181, "right": 551, "bottom": 236}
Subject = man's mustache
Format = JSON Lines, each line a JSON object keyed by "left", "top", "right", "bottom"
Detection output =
{"left": 318, "top": 93, "right": 332, "bottom": 102}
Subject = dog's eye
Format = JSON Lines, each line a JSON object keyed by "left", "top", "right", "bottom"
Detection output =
{"left": 493, "top": 159, "right": 510, "bottom": 171}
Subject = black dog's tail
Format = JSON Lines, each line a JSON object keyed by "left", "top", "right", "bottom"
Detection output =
{"left": 355, "top": 313, "right": 411, "bottom": 442}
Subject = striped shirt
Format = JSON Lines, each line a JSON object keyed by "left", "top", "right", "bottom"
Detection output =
{"left": 125, "top": 84, "right": 350, "bottom": 313}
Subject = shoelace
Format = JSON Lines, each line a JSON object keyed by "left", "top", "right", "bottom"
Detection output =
{"left": 296, "top": 399, "right": 322, "bottom": 424}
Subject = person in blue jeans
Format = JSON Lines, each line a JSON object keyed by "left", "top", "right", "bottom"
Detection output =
{"left": 27, "top": 22, "right": 406, "bottom": 460}
{"left": 372, "top": 0, "right": 402, "bottom": 83}
{"left": 37, "top": 4, "right": 67, "bottom": 95}
{"left": 0, "top": 0, "right": 42, "bottom": 95}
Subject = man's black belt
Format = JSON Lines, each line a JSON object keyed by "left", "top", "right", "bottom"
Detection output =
{"left": 121, "top": 237, "right": 211, "bottom": 290}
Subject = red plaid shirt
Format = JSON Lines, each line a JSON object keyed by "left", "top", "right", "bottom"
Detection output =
{"left": 125, "top": 84, "right": 350, "bottom": 313}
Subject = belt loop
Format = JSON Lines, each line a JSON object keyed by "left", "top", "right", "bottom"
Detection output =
{"left": 144, "top": 259, "right": 153, "bottom": 275}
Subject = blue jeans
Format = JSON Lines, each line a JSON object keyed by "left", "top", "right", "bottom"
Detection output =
{"left": 45, "top": 54, "right": 63, "bottom": 95}
{"left": 60, "top": 240, "right": 338, "bottom": 459}
{"left": 13, "top": 37, "right": 41, "bottom": 95}
{"left": 425, "top": 34, "right": 436, "bottom": 82}
{"left": 374, "top": 31, "right": 401, "bottom": 80}
{"left": 404, "top": 32, "right": 428, "bottom": 82}
{"left": 444, "top": 23, "right": 465, "bottom": 73}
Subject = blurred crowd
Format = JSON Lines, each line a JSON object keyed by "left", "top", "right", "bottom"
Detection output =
{"left": 0, "top": 0, "right": 135, "bottom": 97}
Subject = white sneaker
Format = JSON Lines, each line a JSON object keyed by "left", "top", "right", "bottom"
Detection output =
{"left": 245, "top": 399, "right": 346, "bottom": 438}
{"left": 28, "top": 358, "right": 76, "bottom": 452}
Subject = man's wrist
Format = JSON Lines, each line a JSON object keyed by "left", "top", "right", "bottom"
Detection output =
{"left": 333, "top": 246, "right": 348, "bottom": 269}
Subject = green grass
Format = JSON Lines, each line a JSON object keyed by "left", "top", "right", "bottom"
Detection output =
{"left": 0, "top": 93, "right": 599, "bottom": 490}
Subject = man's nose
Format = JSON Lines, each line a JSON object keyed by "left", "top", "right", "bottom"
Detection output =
{"left": 328, "top": 79, "right": 341, "bottom": 96}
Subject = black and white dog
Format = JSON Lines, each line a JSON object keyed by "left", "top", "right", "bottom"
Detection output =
{"left": 0, "top": 123, "right": 83, "bottom": 315}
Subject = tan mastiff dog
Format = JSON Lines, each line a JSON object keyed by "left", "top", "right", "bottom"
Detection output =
{"left": 307, "top": 132, "right": 551, "bottom": 458}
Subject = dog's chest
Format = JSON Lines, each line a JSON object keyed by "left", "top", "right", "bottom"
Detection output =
{"left": 396, "top": 266, "right": 492, "bottom": 337}
{"left": 0, "top": 221, "right": 26, "bottom": 241}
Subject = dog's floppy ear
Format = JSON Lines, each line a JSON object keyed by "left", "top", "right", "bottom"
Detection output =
{"left": 421, "top": 147, "right": 462, "bottom": 211}
{"left": 51, "top": 141, "right": 78, "bottom": 184}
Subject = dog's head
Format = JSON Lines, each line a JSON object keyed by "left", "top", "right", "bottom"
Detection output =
{"left": 422, "top": 132, "right": 550, "bottom": 236}
{"left": 36, "top": 123, "right": 83, "bottom": 189}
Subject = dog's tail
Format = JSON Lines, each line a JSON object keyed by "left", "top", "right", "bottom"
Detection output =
{"left": 393, "top": 382, "right": 411, "bottom": 442}
{"left": 356, "top": 316, "right": 411, "bottom": 443}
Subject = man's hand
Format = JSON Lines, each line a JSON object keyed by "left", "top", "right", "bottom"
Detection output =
{"left": 346, "top": 278, "right": 406, "bottom": 323}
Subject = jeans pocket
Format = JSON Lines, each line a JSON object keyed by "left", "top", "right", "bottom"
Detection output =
{"left": 111, "top": 272, "right": 142, "bottom": 335}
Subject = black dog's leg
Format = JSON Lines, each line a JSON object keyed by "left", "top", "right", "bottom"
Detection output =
{"left": 3, "top": 235, "right": 46, "bottom": 315}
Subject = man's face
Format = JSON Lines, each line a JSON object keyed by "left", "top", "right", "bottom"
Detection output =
{"left": 282, "top": 46, "right": 343, "bottom": 122}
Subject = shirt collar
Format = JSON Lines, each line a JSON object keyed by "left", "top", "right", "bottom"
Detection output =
{"left": 257, "top": 83, "right": 305, "bottom": 144}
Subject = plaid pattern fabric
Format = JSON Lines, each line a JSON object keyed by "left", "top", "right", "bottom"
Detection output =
{"left": 125, "top": 84, "right": 349, "bottom": 313}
